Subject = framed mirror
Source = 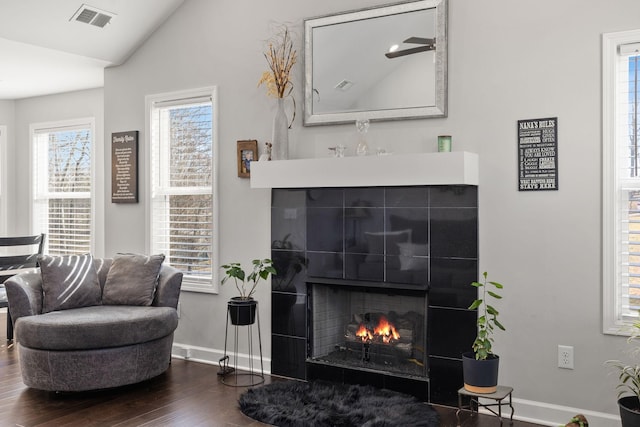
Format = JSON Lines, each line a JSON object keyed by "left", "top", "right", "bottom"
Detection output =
{"left": 303, "top": 0, "right": 447, "bottom": 126}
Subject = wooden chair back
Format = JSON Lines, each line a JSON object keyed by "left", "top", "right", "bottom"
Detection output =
{"left": 0, "top": 234, "right": 46, "bottom": 283}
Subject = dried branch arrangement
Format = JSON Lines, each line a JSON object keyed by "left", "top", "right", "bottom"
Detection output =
{"left": 258, "top": 26, "right": 297, "bottom": 99}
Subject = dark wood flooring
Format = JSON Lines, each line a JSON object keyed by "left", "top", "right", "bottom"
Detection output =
{"left": 0, "top": 311, "right": 544, "bottom": 426}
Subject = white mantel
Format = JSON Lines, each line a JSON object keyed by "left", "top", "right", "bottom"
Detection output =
{"left": 250, "top": 151, "right": 478, "bottom": 188}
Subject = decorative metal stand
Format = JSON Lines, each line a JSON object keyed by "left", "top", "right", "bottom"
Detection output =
{"left": 456, "top": 385, "right": 514, "bottom": 425}
{"left": 218, "top": 300, "right": 264, "bottom": 387}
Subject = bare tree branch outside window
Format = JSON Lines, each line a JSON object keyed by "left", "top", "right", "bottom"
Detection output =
{"left": 36, "top": 128, "right": 92, "bottom": 255}
{"left": 152, "top": 103, "right": 213, "bottom": 279}
{"left": 627, "top": 56, "right": 640, "bottom": 311}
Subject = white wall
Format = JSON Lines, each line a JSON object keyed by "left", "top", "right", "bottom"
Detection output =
{"left": 0, "top": 101, "right": 15, "bottom": 235}
{"left": 94, "top": 0, "right": 640, "bottom": 423}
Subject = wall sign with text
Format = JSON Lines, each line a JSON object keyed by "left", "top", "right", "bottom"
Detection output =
{"left": 111, "top": 131, "right": 138, "bottom": 203}
{"left": 518, "top": 117, "right": 558, "bottom": 191}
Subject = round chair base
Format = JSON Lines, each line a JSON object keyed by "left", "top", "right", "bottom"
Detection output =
{"left": 18, "top": 334, "right": 173, "bottom": 392}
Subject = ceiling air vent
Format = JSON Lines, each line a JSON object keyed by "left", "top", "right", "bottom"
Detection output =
{"left": 334, "top": 79, "right": 354, "bottom": 92}
{"left": 70, "top": 4, "right": 115, "bottom": 28}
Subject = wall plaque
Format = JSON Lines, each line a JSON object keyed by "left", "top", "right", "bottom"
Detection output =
{"left": 111, "top": 131, "right": 138, "bottom": 203}
{"left": 518, "top": 117, "right": 558, "bottom": 191}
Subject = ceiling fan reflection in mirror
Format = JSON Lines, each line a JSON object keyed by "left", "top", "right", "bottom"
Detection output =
{"left": 385, "top": 37, "right": 435, "bottom": 58}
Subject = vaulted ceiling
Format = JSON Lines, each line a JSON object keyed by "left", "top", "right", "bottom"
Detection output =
{"left": 0, "top": 0, "right": 185, "bottom": 100}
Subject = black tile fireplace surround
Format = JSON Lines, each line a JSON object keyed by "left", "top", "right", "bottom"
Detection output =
{"left": 270, "top": 185, "right": 478, "bottom": 405}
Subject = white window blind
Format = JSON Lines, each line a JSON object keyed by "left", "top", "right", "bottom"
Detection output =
{"left": 604, "top": 31, "right": 640, "bottom": 333}
{"left": 150, "top": 92, "right": 216, "bottom": 290}
{"left": 32, "top": 122, "right": 93, "bottom": 255}
{"left": 617, "top": 45, "right": 640, "bottom": 322}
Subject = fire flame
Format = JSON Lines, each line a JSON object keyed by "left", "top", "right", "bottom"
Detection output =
{"left": 374, "top": 316, "right": 401, "bottom": 343}
{"left": 356, "top": 316, "right": 400, "bottom": 343}
{"left": 356, "top": 324, "right": 373, "bottom": 341}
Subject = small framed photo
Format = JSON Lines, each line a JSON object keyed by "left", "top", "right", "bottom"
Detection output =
{"left": 237, "top": 140, "right": 258, "bottom": 178}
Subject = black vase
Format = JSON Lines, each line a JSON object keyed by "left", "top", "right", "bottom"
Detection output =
{"left": 228, "top": 297, "right": 258, "bottom": 325}
{"left": 462, "top": 351, "right": 499, "bottom": 394}
{"left": 619, "top": 396, "right": 640, "bottom": 426}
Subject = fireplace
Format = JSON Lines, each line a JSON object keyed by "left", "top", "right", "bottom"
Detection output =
{"left": 308, "top": 282, "right": 427, "bottom": 380}
{"left": 270, "top": 184, "right": 478, "bottom": 405}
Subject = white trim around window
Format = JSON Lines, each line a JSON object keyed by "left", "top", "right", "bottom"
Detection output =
{"left": 603, "top": 29, "right": 640, "bottom": 335}
{"left": 145, "top": 87, "right": 220, "bottom": 294}
{"left": 30, "top": 118, "right": 97, "bottom": 255}
{"left": 0, "top": 125, "right": 6, "bottom": 235}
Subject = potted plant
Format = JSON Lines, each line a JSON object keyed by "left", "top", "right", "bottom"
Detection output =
{"left": 462, "top": 271, "right": 505, "bottom": 394}
{"left": 221, "top": 259, "right": 276, "bottom": 325}
{"left": 606, "top": 320, "right": 640, "bottom": 426}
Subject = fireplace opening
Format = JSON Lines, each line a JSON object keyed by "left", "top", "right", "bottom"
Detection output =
{"left": 308, "top": 282, "right": 428, "bottom": 380}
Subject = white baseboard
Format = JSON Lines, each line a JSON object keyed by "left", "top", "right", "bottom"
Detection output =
{"left": 171, "top": 342, "right": 271, "bottom": 375}
{"left": 484, "top": 397, "right": 620, "bottom": 427}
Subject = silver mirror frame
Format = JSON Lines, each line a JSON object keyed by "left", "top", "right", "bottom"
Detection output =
{"left": 303, "top": 0, "right": 448, "bottom": 126}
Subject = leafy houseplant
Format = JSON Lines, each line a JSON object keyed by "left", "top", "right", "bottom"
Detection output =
{"left": 607, "top": 320, "right": 640, "bottom": 424}
{"left": 462, "top": 272, "right": 505, "bottom": 394}
{"left": 221, "top": 259, "right": 276, "bottom": 326}
{"left": 469, "top": 272, "right": 506, "bottom": 360}
{"left": 221, "top": 259, "right": 276, "bottom": 300}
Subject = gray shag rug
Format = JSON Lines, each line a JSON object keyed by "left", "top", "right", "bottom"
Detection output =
{"left": 238, "top": 381, "right": 439, "bottom": 427}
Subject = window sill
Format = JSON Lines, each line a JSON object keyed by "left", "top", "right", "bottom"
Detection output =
{"left": 180, "top": 282, "right": 219, "bottom": 294}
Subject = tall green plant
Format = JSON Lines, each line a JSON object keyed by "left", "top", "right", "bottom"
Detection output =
{"left": 468, "top": 272, "right": 505, "bottom": 360}
{"left": 607, "top": 320, "right": 640, "bottom": 406}
{"left": 220, "top": 259, "right": 276, "bottom": 299}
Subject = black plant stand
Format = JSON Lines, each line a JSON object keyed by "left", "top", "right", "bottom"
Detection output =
{"left": 219, "top": 301, "right": 264, "bottom": 387}
{"left": 456, "top": 385, "right": 514, "bottom": 425}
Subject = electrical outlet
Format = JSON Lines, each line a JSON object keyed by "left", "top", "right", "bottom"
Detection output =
{"left": 558, "top": 345, "right": 574, "bottom": 369}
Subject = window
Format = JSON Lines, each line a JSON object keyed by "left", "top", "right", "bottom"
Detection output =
{"left": 32, "top": 119, "right": 95, "bottom": 255}
{"left": 0, "top": 125, "right": 6, "bottom": 235}
{"left": 604, "top": 30, "right": 640, "bottom": 333}
{"left": 147, "top": 88, "right": 218, "bottom": 293}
